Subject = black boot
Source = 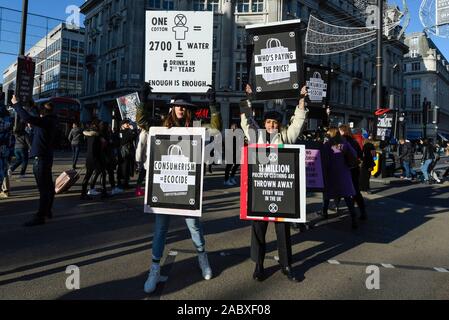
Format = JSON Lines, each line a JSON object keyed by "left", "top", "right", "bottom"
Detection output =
{"left": 321, "top": 209, "right": 329, "bottom": 219}
{"left": 24, "top": 216, "right": 46, "bottom": 227}
{"left": 360, "top": 212, "right": 367, "bottom": 221}
{"left": 252, "top": 264, "right": 265, "bottom": 281}
{"left": 80, "top": 194, "right": 92, "bottom": 200}
{"left": 281, "top": 265, "right": 300, "bottom": 282}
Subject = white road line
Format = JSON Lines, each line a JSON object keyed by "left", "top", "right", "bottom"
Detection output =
{"left": 381, "top": 263, "right": 395, "bottom": 269}
{"left": 434, "top": 267, "right": 449, "bottom": 273}
{"left": 328, "top": 260, "right": 340, "bottom": 265}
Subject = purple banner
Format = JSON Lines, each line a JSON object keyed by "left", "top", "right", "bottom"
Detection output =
{"left": 305, "top": 148, "right": 324, "bottom": 190}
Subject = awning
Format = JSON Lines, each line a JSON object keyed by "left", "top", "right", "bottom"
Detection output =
{"left": 438, "top": 132, "right": 449, "bottom": 141}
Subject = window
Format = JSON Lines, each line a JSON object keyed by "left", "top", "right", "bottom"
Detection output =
{"left": 213, "top": 26, "right": 218, "bottom": 49}
{"left": 79, "top": 42, "right": 84, "bottom": 54}
{"left": 162, "top": 0, "right": 174, "bottom": 10}
{"left": 412, "top": 62, "right": 421, "bottom": 71}
{"left": 62, "top": 39, "right": 69, "bottom": 51}
{"left": 61, "top": 52, "right": 69, "bottom": 65}
{"left": 410, "top": 50, "right": 419, "bottom": 58}
{"left": 122, "top": 22, "right": 127, "bottom": 45}
{"left": 111, "top": 60, "right": 117, "bottom": 82}
{"left": 236, "top": 0, "right": 263, "bottom": 13}
{"left": 412, "top": 94, "right": 421, "bottom": 109}
{"left": 70, "top": 55, "right": 77, "bottom": 66}
{"left": 410, "top": 37, "right": 418, "bottom": 47}
{"left": 193, "top": 0, "right": 206, "bottom": 11}
{"left": 411, "top": 112, "right": 422, "bottom": 125}
{"left": 207, "top": 0, "right": 219, "bottom": 12}
{"left": 252, "top": 0, "right": 263, "bottom": 12}
{"left": 235, "top": 62, "right": 248, "bottom": 91}
{"left": 236, "top": 26, "right": 246, "bottom": 50}
{"left": 236, "top": 0, "right": 250, "bottom": 12}
{"left": 113, "top": 25, "right": 119, "bottom": 47}
{"left": 403, "top": 64, "right": 407, "bottom": 72}
{"left": 411, "top": 79, "right": 421, "bottom": 90}
{"left": 70, "top": 40, "right": 78, "bottom": 52}
{"left": 149, "top": 0, "right": 161, "bottom": 8}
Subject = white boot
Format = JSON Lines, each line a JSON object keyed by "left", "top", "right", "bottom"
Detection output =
{"left": 198, "top": 252, "right": 212, "bottom": 280}
{"left": 144, "top": 263, "right": 161, "bottom": 294}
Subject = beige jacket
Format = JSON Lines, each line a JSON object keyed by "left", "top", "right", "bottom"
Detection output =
{"left": 240, "top": 101, "right": 308, "bottom": 144}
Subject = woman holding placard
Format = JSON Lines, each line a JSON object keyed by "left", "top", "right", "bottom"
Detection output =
{"left": 143, "top": 86, "right": 222, "bottom": 294}
{"left": 240, "top": 84, "right": 308, "bottom": 282}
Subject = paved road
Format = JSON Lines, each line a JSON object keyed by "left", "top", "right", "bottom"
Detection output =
{"left": 0, "top": 153, "right": 448, "bottom": 300}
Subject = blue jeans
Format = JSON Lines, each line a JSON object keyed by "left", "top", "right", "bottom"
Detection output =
{"left": 0, "top": 157, "right": 7, "bottom": 187}
{"left": 10, "top": 148, "right": 29, "bottom": 175}
{"left": 421, "top": 159, "right": 433, "bottom": 181}
{"left": 403, "top": 161, "right": 416, "bottom": 178}
{"left": 72, "top": 145, "right": 80, "bottom": 168}
{"left": 152, "top": 214, "right": 205, "bottom": 261}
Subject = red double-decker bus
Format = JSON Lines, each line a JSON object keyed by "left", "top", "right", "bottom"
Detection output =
{"left": 35, "top": 97, "right": 80, "bottom": 148}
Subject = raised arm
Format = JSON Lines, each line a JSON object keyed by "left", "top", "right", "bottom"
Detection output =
{"left": 11, "top": 95, "right": 45, "bottom": 128}
{"left": 240, "top": 84, "right": 260, "bottom": 143}
{"left": 284, "top": 86, "right": 309, "bottom": 143}
{"left": 206, "top": 85, "right": 222, "bottom": 132}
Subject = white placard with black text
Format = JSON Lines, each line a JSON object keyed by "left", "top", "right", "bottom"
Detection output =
{"left": 145, "top": 11, "right": 213, "bottom": 93}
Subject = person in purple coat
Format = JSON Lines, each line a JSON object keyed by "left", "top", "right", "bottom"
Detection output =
{"left": 321, "top": 127, "right": 359, "bottom": 229}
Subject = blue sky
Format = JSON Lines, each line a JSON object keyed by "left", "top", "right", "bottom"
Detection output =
{"left": 1, "top": 0, "right": 449, "bottom": 80}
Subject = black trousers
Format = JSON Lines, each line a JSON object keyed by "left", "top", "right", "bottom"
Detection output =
{"left": 350, "top": 167, "right": 366, "bottom": 214}
{"left": 81, "top": 163, "right": 102, "bottom": 195}
{"left": 251, "top": 221, "right": 292, "bottom": 267}
{"left": 359, "top": 167, "right": 372, "bottom": 191}
{"left": 33, "top": 157, "right": 55, "bottom": 218}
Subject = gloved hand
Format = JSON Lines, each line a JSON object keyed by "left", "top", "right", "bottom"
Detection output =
{"left": 206, "top": 85, "right": 216, "bottom": 103}
{"left": 207, "top": 85, "right": 218, "bottom": 114}
{"left": 139, "top": 82, "right": 153, "bottom": 103}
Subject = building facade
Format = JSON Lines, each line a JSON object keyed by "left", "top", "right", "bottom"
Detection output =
{"left": 403, "top": 32, "right": 449, "bottom": 141}
{"left": 2, "top": 23, "right": 85, "bottom": 100}
{"left": 80, "top": 0, "right": 407, "bottom": 133}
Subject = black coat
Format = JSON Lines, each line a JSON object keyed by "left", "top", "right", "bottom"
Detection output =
{"left": 398, "top": 141, "right": 414, "bottom": 163}
{"left": 361, "top": 142, "right": 376, "bottom": 169}
{"left": 84, "top": 130, "right": 101, "bottom": 167}
{"left": 422, "top": 144, "right": 435, "bottom": 161}
{"left": 13, "top": 103, "right": 57, "bottom": 159}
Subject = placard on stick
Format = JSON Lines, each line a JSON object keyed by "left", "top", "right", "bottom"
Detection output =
{"left": 145, "top": 11, "right": 213, "bottom": 93}
{"left": 246, "top": 19, "right": 304, "bottom": 101}
{"left": 240, "top": 144, "right": 306, "bottom": 223}
{"left": 145, "top": 127, "right": 206, "bottom": 217}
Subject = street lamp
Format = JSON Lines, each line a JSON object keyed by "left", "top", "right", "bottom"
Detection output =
{"left": 398, "top": 112, "right": 406, "bottom": 139}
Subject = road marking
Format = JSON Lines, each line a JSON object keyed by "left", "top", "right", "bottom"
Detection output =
{"left": 326, "top": 260, "right": 449, "bottom": 274}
